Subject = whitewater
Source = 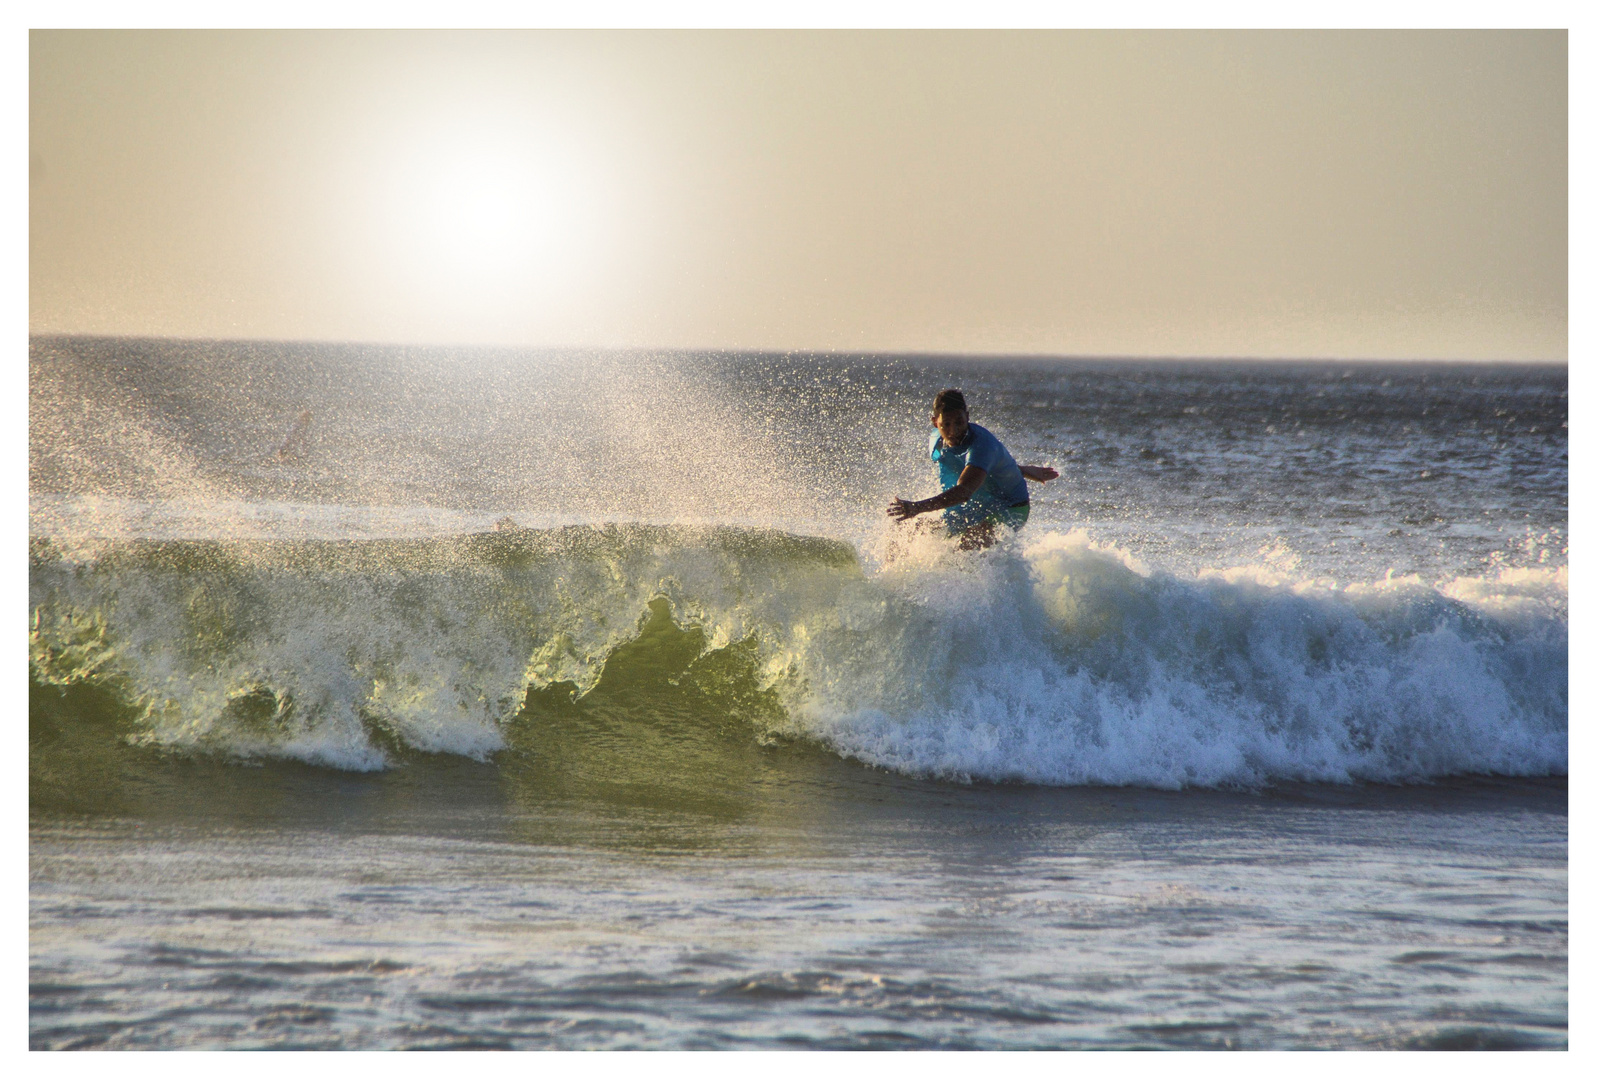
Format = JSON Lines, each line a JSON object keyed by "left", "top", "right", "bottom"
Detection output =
{"left": 30, "top": 339, "right": 1566, "bottom": 1049}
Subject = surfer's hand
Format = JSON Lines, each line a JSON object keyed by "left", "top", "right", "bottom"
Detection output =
{"left": 1020, "top": 464, "right": 1059, "bottom": 482}
{"left": 888, "top": 498, "right": 920, "bottom": 521}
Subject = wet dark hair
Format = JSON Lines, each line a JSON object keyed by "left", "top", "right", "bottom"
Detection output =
{"left": 932, "top": 388, "right": 967, "bottom": 417}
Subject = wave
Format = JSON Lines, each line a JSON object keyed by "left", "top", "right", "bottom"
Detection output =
{"left": 29, "top": 524, "right": 1566, "bottom": 789}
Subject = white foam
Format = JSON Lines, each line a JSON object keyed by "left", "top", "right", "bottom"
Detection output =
{"left": 788, "top": 529, "right": 1567, "bottom": 788}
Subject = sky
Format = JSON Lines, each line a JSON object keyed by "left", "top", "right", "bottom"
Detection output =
{"left": 28, "top": 29, "right": 1568, "bottom": 360}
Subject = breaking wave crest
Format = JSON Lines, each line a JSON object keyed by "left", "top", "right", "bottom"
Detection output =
{"left": 29, "top": 524, "right": 1566, "bottom": 788}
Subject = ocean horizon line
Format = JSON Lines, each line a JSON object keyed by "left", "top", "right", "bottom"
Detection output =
{"left": 25, "top": 332, "right": 1569, "bottom": 367}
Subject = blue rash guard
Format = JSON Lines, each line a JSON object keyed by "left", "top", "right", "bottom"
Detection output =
{"left": 929, "top": 423, "right": 1031, "bottom": 532}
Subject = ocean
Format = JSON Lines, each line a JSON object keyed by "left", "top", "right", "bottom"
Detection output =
{"left": 29, "top": 337, "right": 1567, "bottom": 1049}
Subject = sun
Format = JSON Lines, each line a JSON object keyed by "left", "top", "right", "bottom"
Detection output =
{"left": 362, "top": 111, "right": 599, "bottom": 313}
{"left": 399, "top": 143, "right": 550, "bottom": 274}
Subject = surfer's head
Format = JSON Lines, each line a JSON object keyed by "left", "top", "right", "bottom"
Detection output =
{"left": 931, "top": 388, "right": 969, "bottom": 446}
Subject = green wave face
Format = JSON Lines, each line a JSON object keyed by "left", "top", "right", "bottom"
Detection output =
{"left": 30, "top": 594, "right": 859, "bottom": 844}
{"left": 30, "top": 526, "right": 865, "bottom": 816}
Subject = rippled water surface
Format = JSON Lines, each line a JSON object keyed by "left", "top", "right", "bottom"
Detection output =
{"left": 29, "top": 773, "right": 1568, "bottom": 1050}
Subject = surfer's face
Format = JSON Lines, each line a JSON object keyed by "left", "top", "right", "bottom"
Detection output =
{"left": 933, "top": 408, "right": 969, "bottom": 447}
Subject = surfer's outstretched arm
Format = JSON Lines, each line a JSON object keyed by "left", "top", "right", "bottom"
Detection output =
{"left": 889, "top": 465, "right": 987, "bottom": 520}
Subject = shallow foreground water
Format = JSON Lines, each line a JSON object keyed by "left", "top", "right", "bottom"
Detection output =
{"left": 29, "top": 760, "right": 1568, "bottom": 1050}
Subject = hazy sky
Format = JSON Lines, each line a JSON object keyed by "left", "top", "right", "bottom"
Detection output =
{"left": 29, "top": 30, "right": 1567, "bottom": 360}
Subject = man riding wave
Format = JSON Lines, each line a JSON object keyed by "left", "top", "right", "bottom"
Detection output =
{"left": 888, "top": 388, "right": 1058, "bottom": 549}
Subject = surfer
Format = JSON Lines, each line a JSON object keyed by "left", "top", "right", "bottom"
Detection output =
{"left": 888, "top": 388, "right": 1058, "bottom": 549}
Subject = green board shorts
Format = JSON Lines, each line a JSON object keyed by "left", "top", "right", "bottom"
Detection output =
{"left": 945, "top": 500, "right": 1030, "bottom": 535}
